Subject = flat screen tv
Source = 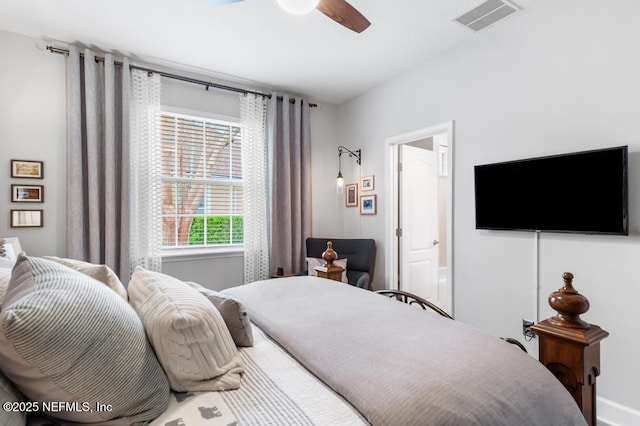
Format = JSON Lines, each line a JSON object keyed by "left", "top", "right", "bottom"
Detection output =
{"left": 474, "top": 146, "right": 628, "bottom": 235}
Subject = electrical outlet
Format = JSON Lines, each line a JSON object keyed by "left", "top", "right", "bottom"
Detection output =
{"left": 522, "top": 319, "right": 535, "bottom": 339}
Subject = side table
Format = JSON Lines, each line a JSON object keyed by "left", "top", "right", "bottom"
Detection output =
{"left": 314, "top": 264, "right": 344, "bottom": 282}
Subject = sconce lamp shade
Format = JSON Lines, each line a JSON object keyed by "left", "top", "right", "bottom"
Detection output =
{"left": 336, "top": 171, "right": 344, "bottom": 194}
{"left": 277, "top": 0, "right": 319, "bottom": 14}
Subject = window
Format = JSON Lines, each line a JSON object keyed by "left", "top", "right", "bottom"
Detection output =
{"left": 160, "top": 111, "right": 243, "bottom": 249}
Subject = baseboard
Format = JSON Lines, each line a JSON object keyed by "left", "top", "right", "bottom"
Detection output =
{"left": 598, "top": 397, "right": 640, "bottom": 426}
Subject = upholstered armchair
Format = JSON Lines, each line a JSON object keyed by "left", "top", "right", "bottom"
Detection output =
{"left": 305, "top": 238, "right": 376, "bottom": 290}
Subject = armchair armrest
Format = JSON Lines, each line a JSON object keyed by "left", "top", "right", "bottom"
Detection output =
{"left": 348, "top": 271, "right": 370, "bottom": 289}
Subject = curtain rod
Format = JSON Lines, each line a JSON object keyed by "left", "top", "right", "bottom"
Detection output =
{"left": 47, "top": 46, "right": 317, "bottom": 107}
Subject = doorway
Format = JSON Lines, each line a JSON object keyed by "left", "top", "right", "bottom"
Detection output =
{"left": 386, "top": 121, "right": 453, "bottom": 315}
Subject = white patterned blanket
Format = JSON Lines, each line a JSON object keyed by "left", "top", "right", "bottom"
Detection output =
{"left": 149, "top": 326, "right": 366, "bottom": 426}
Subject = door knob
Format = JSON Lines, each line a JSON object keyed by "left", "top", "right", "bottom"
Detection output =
{"left": 433, "top": 240, "right": 440, "bottom": 246}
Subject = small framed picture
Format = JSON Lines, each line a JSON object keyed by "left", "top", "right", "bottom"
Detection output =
{"left": 11, "top": 184, "right": 44, "bottom": 203}
{"left": 361, "top": 175, "right": 374, "bottom": 191}
{"left": 10, "top": 210, "right": 43, "bottom": 228}
{"left": 360, "top": 195, "right": 377, "bottom": 215}
{"left": 345, "top": 183, "right": 358, "bottom": 207}
{"left": 11, "top": 160, "right": 44, "bottom": 179}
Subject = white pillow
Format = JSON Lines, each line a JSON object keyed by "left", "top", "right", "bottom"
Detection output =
{"left": 0, "top": 257, "right": 15, "bottom": 269}
{"left": 306, "top": 257, "right": 348, "bottom": 283}
{"left": 0, "top": 267, "right": 11, "bottom": 304}
{"left": 0, "top": 256, "right": 15, "bottom": 303}
{"left": 128, "top": 267, "right": 244, "bottom": 392}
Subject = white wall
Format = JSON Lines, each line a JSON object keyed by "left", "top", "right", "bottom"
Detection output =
{"left": 333, "top": 0, "right": 640, "bottom": 421}
{"left": 310, "top": 104, "right": 344, "bottom": 237}
{"left": 0, "top": 31, "right": 66, "bottom": 256}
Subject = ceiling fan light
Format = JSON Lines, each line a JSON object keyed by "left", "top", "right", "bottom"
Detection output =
{"left": 277, "top": 0, "right": 319, "bottom": 15}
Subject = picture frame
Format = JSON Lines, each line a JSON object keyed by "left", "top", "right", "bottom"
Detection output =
{"left": 11, "top": 160, "right": 44, "bottom": 179}
{"left": 11, "top": 184, "right": 44, "bottom": 203}
{"left": 360, "top": 194, "right": 377, "bottom": 215}
{"left": 345, "top": 183, "right": 358, "bottom": 207}
{"left": 361, "top": 175, "right": 375, "bottom": 191}
{"left": 10, "top": 210, "right": 43, "bottom": 228}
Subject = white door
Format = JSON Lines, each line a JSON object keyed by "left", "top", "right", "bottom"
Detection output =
{"left": 399, "top": 143, "right": 440, "bottom": 302}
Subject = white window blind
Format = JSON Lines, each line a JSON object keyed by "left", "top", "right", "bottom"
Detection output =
{"left": 160, "top": 111, "right": 243, "bottom": 249}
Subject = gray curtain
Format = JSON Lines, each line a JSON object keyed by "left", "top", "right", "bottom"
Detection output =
{"left": 267, "top": 94, "right": 312, "bottom": 274}
{"left": 66, "top": 47, "right": 130, "bottom": 279}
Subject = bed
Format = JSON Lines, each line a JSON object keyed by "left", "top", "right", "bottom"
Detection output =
{"left": 220, "top": 276, "right": 586, "bottom": 426}
{"left": 1, "top": 255, "right": 586, "bottom": 426}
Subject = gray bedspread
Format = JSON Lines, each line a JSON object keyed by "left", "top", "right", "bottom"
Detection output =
{"left": 223, "top": 276, "right": 586, "bottom": 426}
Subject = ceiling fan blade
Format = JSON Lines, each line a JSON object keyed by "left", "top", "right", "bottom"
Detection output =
{"left": 316, "top": 0, "right": 371, "bottom": 33}
{"left": 205, "top": 0, "right": 245, "bottom": 6}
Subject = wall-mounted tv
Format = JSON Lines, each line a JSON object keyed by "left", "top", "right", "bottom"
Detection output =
{"left": 474, "top": 146, "right": 628, "bottom": 235}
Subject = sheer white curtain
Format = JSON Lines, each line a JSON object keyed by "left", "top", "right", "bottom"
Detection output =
{"left": 240, "top": 94, "right": 270, "bottom": 283}
{"left": 129, "top": 69, "right": 163, "bottom": 275}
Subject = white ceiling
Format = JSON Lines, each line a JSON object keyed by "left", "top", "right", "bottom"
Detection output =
{"left": 0, "top": 0, "right": 539, "bottom": 105}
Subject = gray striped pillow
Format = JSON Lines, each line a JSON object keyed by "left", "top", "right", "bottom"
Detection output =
{"left": 44, "top": 256, "right": 128, "bottom": 301}
{"left": 0, "top": 254, "right": 170, "bottom": 424}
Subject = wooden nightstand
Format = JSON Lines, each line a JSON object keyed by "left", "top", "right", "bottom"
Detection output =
{"left": 314, "top": 264, "right": 345, "bottom": 282}
{"left": 314, "top": 241, "right": 345, "bottom": 282}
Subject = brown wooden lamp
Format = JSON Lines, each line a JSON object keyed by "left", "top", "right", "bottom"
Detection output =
{"left": 315, "top": 241, "right": 344, "bottom": 282}
{"left": 322, "top": 241, "right": 337, "bottom": 266}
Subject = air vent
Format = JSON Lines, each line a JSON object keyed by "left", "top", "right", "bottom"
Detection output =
{"left": 455, "top": 0, "right": 518, "bottom": 31}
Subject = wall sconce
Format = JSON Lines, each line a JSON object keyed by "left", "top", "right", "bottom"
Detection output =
{"left": 336, "top": 146, "right": 361, "bottom": 194}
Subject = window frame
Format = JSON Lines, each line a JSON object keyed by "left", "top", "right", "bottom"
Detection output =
{"left": 159, "top": 106, "right": 244, "bottom": 258}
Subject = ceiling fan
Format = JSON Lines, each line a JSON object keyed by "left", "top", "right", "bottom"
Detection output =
{"left": 206, "top": 0, "right": 371, "bottom": 33}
